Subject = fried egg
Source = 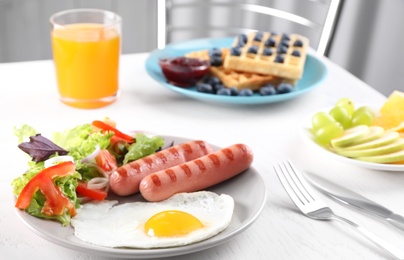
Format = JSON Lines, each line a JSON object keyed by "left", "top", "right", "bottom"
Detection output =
{"left": 70, "top": 191, "right": 234, "bottom": 248}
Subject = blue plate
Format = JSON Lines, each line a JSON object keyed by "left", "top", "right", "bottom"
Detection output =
{"left": 145, "top": 37, "right": 328, "bottom": 104}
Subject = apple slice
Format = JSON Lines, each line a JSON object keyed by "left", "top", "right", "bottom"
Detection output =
{"left": 387, "top": 121, "right": 404, "bottom": 132}
{"left": 331, "top": 125, "right": 370, "bottom": 148}
{"left": 336, "top": 138, "right": 404, "bottom": 158}
{"left": 356, "top": 149, "right": 404, "bottom": 164}
{"left": 335, "top": 131, "right": 400, "bottom": 151}
{"left": 347, "top": 126, "right": 384, "bottom": 146}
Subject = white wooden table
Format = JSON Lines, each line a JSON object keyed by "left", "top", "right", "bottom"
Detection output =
{"left": 2, "top": 52, "right": 404, "bottom": 260}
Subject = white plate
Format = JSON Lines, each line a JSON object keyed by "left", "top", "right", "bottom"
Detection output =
{"left": 300, "top": 106, "right": 404, "bottom": 172}
{"left": 15, "top": 135, "right": 267, "bottom": 258}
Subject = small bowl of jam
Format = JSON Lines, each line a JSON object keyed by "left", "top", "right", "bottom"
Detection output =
{"left": 159, "top": 57, "right": 210, "bottom": 87}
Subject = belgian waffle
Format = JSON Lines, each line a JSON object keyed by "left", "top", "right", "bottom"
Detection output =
{"left": 223, "top": 32, "right": 309, "bottom": 80}
{"left": 185, "top": 49, "right": 293, "bottom": 91}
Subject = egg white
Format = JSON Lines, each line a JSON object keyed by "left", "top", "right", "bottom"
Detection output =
{"left": 70, "top": 191, "right": 234, "bottom": 248}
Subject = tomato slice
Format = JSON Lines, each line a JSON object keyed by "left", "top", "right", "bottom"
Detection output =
{"left": 95, "top": 149, "right": 118, "bottom": 174}
{"left": 92, "top": 120, "right": 135, "bottom": 143}
{"left": 15, "top": 161, "right": 77, "bottom": 217}
{"left": 76, "top": 182, "right": 107, "bottom": 201}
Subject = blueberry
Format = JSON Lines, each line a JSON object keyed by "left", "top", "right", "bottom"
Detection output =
{"left": 214, "top": 84, "right": 226, "bottom": 92}
{"left": 217, "top": 88, "right": 232, "bottom": 96}
{"left": 293, "top": 39, "right": 303, "bottom": 47}
{"left": 274, "top": 55, "right": 284, "bottom": 63}
{"left": 264, "top": 37, "right": 276, "bottom": 47}
{"left": 196, "top": 83, "right": 214, "bottom": 94}
{"left": 237, "top": 34, "right": 248, "bottom": 46}
{"left": 277, "top": 45, "right": 288, "bottom": 54}
{"left": 259, "top": 85, "right": 277, "bottom": 96}
{"left": 229, "top": 87, "right": 239, "bottom": 96}
{"left": 262, "top": 48, "right": 273, "bottom": 56}
{"left": 230, "top": 47, "right": 242, "bottom": 56}
{"left": 238, "top": 88, "right": 254, "bottom": 96}
{"left": 253, "top": 31, "right": 263, "bottom": 42}
{"left": 210, "top": 56, "right": 222, "bottom": 66}
{"left": 277, "top": 83, "right": 293, "bottom": 94}
{"left": 291, "top": 50, "right": 301, "bottom": 57}
{"left": 206, "top": 76, "right": 221, "bottom": 86}
{"left": 208, "top": 48, "right": 222, "bottom": 57}
{"left": 281, "top": 33, "right": 291, "bottom": 41}
{"left": 279, "top": 40, "right": 290, "bottom": 48}
{"left": 247, "top": 45, "right": 258, "bottom": 54}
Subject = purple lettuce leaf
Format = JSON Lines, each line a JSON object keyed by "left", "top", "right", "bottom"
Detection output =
{"left": 18, "top": 134, "right": 68, "bottom": 162}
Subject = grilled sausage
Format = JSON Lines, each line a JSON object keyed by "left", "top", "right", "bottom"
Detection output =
{"left": 109, "top": 140, "right": 213, "bottom": 196}
{"left": 139, "top": 143, "right": 253, "bottom": 201}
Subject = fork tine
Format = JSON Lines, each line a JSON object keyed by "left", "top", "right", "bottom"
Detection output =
{"left": 275, "top": 160, "right": 322, "bottom": 209}
{"left": 284, "top": 160, "right": 316, "bottom": 204}
{"left": 274, "top": 161, "right": 305, "bottom": 208}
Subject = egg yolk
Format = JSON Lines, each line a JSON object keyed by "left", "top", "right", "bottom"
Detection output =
{"left": 145, "top": 210, "right": 203, "bottom": 237}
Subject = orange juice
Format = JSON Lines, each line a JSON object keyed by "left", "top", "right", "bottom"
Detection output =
{"left": 51, "top": 23, "right": 120, "bottom": 108}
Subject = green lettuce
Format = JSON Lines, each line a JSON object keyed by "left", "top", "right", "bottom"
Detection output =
{"left": 14, "top": 124, "right": 38, "bottom": 143}
{"left": 52, "top": 124, "right": 112, "bottom": 175}
{"left": 123, "top": 133, "right": 165, "bottom": 164}
{"left": 11, "top": 161, "right": 44, "bottom": 195}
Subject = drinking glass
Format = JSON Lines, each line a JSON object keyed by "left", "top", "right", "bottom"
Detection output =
{"left": 50, "top": 9, "right": 122, "bottom": 109}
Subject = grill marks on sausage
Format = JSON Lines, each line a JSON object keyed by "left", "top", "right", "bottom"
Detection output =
{"left": 237, "top": 143, "right": 249, "bottom": 156}
{"left": 182, "top": 143, "right": 192, "bottom": 155}
{"left": 195, "top": 140, "right": 210, "bottom": 154}
{"left": 168, "top": 147, "right": 180, "bottom": 158}
{"left": 151, "top": 174, "right": 161, "bottom": 186}
{"left": 208, "top": 153, "right": 220, "bottom": 167}
{"left": 143, "top": 157, "right": 153, "bottom": 168}
{"left": 180, "top": 164, "right": 192, "bottom": 177}
{"left": 117, "top": 167, "right": 129, "bottom": 177}
{"left": 222, "top": 148, "right": 234, "bottom": 161}
{"left": 165, "top": 169, "right": 177, "bottom": 182}
{"left": 194, "top": 159, "right": 207, "bottom": 173}
{"left": 156, "top": 152, "right": 168, "bottom": 164}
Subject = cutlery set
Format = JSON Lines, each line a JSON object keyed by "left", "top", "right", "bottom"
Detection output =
{"left": 274, "top": 160, "right": 404, "bottom": 259}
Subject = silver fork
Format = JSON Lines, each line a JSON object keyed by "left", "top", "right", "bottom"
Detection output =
{"left": 274, "top": 160, "right": 404, "bottom": 260}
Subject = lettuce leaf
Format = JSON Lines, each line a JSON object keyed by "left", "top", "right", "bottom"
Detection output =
{"left": 18, "top": 134, "right": 68, "bottom": 162}
{"left": 11, "top": 161, "right": 44, "bottom": 195}
{"left": 14, "top": 124, "right": 37, "bottom": 143}
{"left": 123, "top": 133, "right": 165, "bottom": 164}
{"left": 52, "top": 124, "right": 112, "bottom": 171}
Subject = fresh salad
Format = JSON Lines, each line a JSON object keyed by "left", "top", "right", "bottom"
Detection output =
{"left": 12, "top": 118, "right": 165, "bottom": 226}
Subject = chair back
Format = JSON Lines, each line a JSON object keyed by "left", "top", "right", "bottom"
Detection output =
{"left": 157, "top": 0, "right": 344, "bottom": 56}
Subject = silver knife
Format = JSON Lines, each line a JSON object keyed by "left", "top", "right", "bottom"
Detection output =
{"left": 305, "top": 172, "right": 404, "bottom": 231}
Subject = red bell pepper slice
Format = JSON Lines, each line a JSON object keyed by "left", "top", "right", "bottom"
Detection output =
{"left": 76, "top": 181, "right": 107, "bottom": 201}
{"left": 92, "top": 120, "right": 135, "bottom": 143}
{"left": 15, "top": 161, "right": 77, "bottom": 217}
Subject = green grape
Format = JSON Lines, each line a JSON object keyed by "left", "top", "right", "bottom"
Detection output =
{"left": 314, "top": 122, "right": 344, "bottom": 145}
{"left": 351, "top": 109, "right": 375, "bottom": 126}
{"left": 336, "top": 97, "right": 355, "bottom": 115}
{"left": 353, "top": 106, "right": 375, "bottom": 117}
{"left": 311, "top": 112, "right": 336, "bottom": 132}
{"left": 329, "top": 105, "right": 352, "bottom": 129}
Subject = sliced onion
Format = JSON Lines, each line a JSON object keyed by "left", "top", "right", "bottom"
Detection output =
{"left": 87, "top": 177, "right": 109, "bottom": 191}
{"left": 44, "top": 155, "right": 75, "bottom": 168}
{"left": 81, "top": 144, "right": 101, "bottom": 163}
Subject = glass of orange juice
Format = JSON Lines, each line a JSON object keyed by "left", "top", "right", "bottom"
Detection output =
{"left": 50, "top": 9, "right": 122, "bottom": 109}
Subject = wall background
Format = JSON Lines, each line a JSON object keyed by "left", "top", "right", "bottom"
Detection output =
{"left": 0, "top": 0, "right": 402, "bottom": 97}
{"left": 0, "top": 0, "right": 157, "bottom": 61}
